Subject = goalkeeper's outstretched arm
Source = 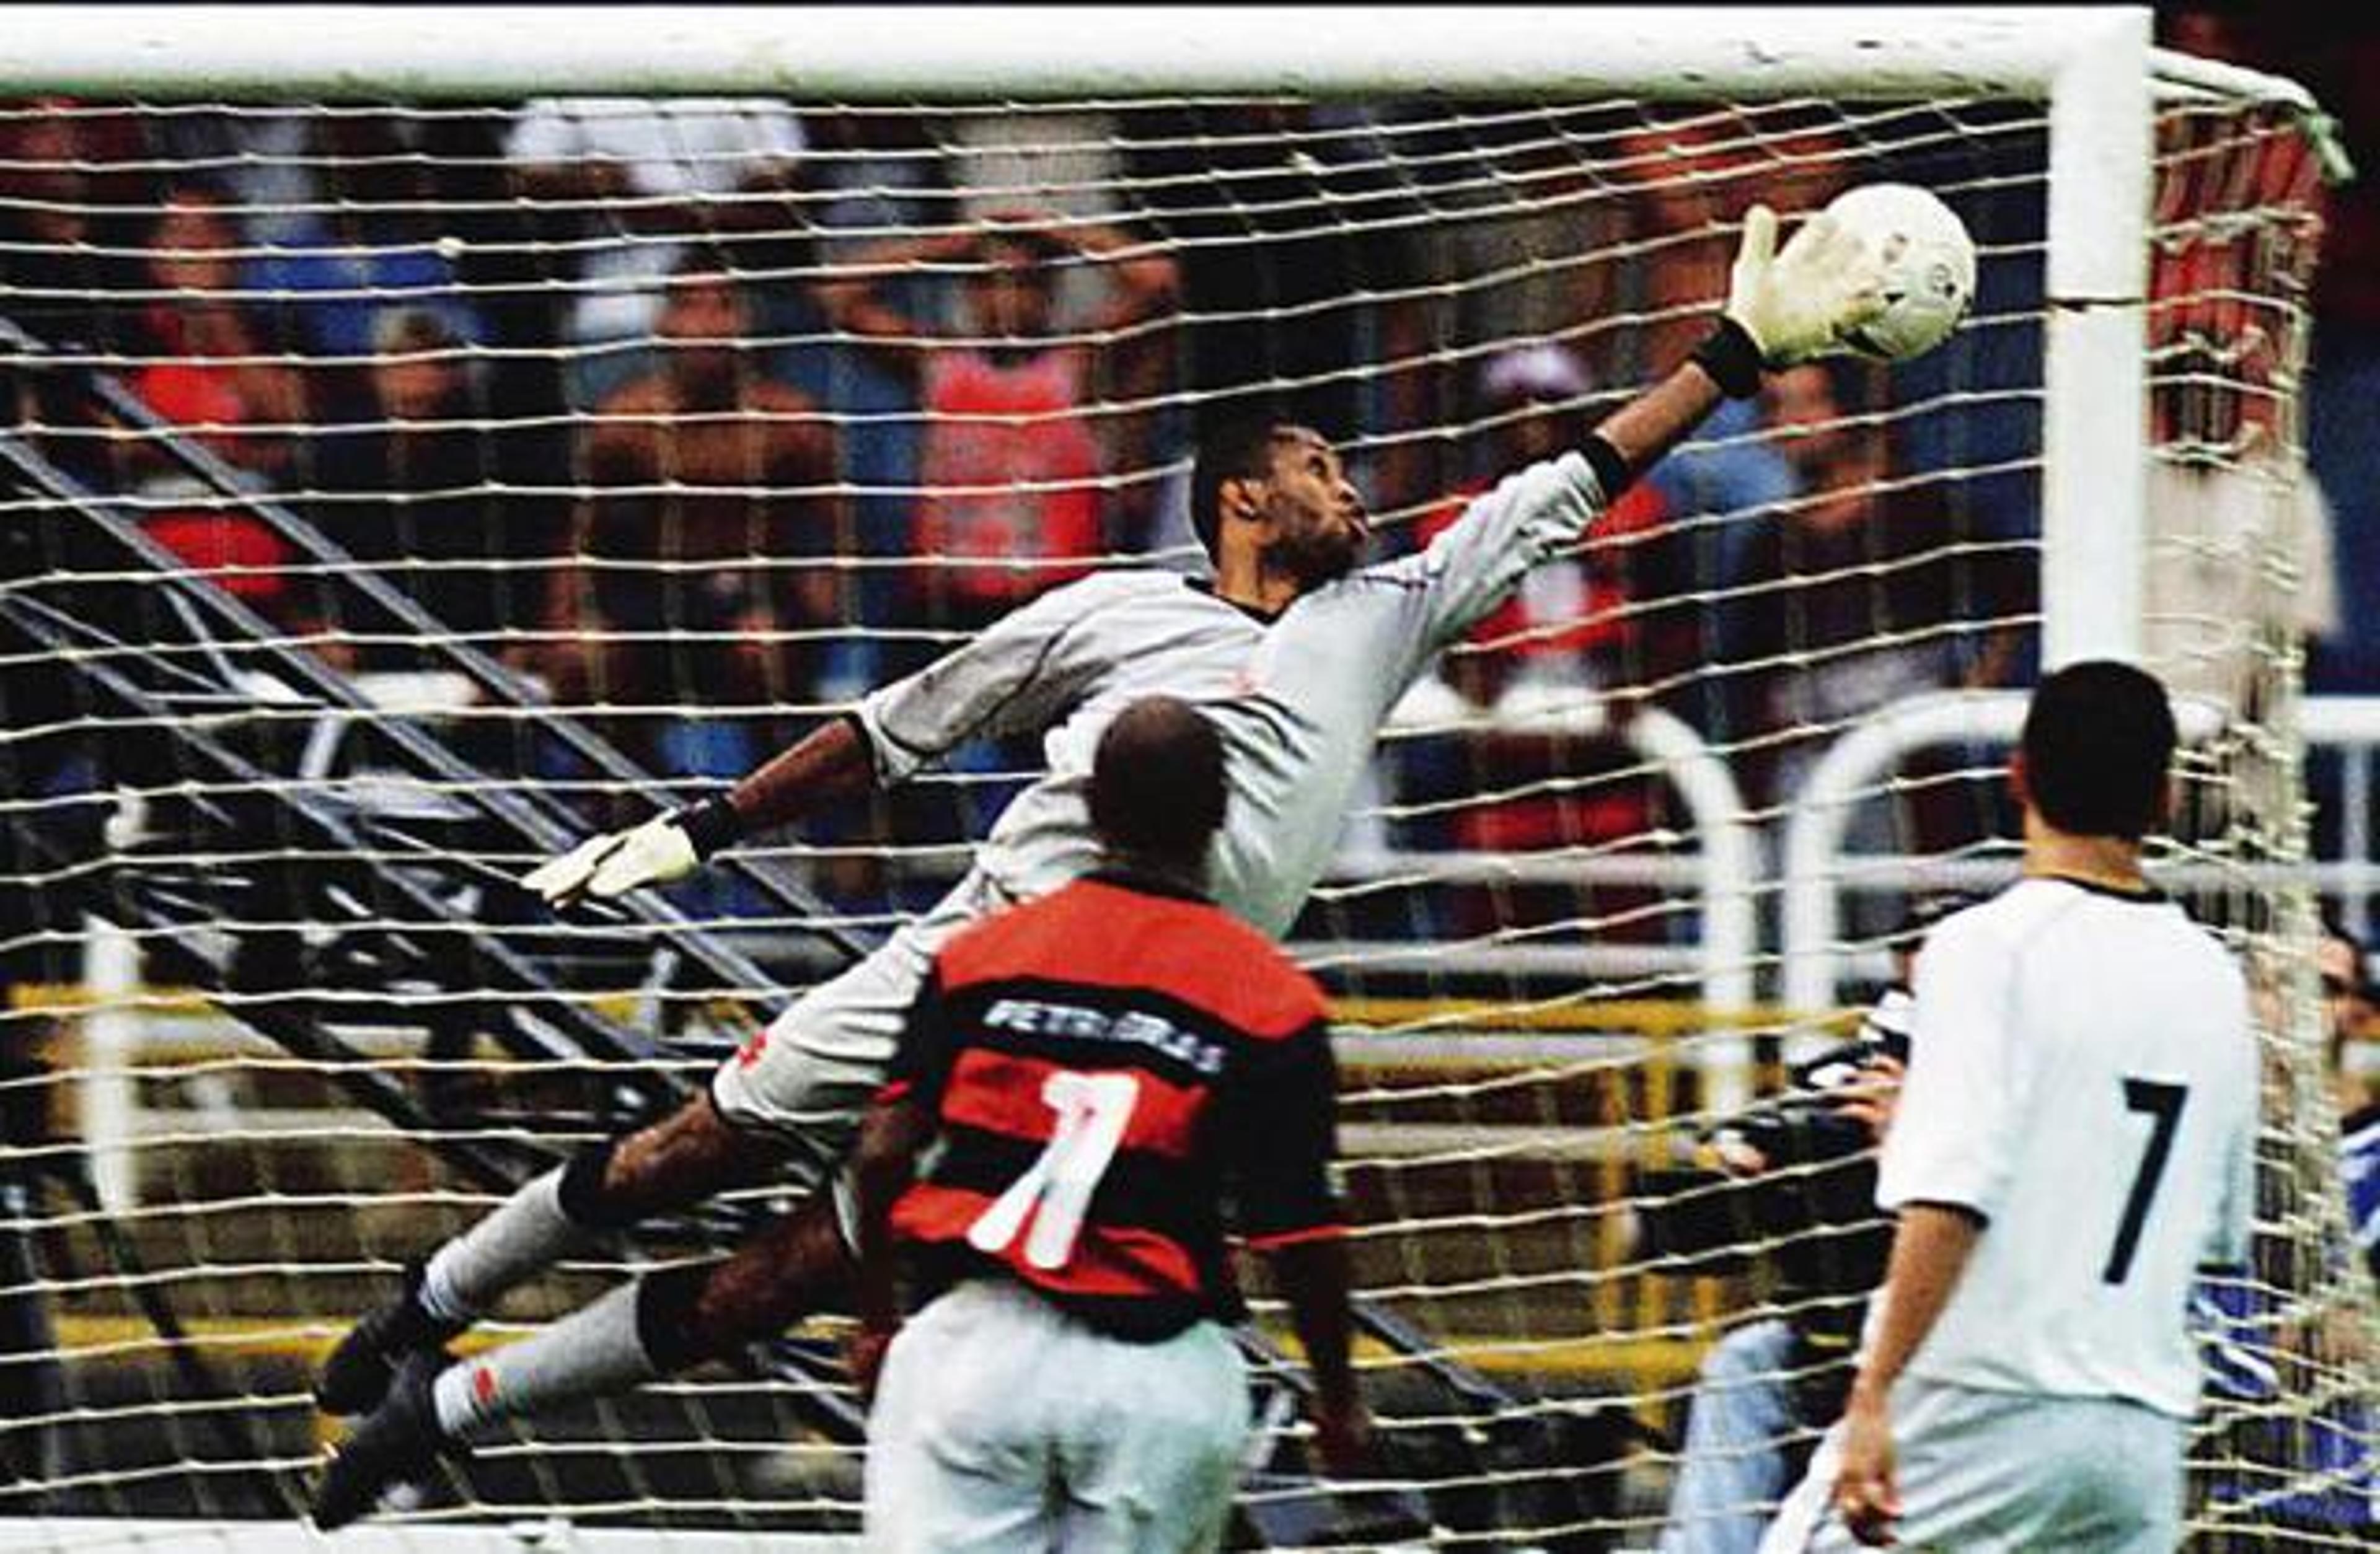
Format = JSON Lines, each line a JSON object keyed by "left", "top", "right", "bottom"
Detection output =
{"left": 524, "top": 715, "right": 876, "bottom": 909}
{"left": 1585, "top": 203, "right": 1884, "bottom": 497}
{"left": 1406, "top": 203, "right": 1887, "bottom": 663}
{"left": 525, "top": 551, "right": 1111, "bottom": 908}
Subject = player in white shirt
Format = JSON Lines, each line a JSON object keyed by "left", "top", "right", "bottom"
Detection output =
{"left": 309, "top": 206, "right": 1892, "bottom": 1528}
{"left": 1760, "top": 661, "right": 2259, "bottom": 1553}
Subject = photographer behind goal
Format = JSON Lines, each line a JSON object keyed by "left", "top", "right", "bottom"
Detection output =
{"left": 1633, "top": 895, "right": 1968, "bottom": 1554}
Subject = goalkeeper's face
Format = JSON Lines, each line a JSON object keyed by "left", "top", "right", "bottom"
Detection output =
{"left": 1258, "top": 429, "right": 1370, "bottom": 590}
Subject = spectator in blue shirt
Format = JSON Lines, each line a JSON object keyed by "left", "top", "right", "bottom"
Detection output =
{"left": 2192, "top": 920, "right": 2378, "bottom": 1536}
{"left": 244, "top": 115, "right": 487, "bottom": 425}
{"left": 2321, "top": 923, "right": 2379, "bottom": 1272}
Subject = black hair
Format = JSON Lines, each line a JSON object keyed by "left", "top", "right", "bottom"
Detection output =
{"left": 2322, "top": 912, "right": 2372, "bottom": 1001}
{"left": 1088, "top": 696, "right": 1227, "bottom": 872}
{"left": 1188, "top": 413, "right": 1297, "bottom": 563}
{"left": 1773, "top": 354, "right": 1883, "bottom": 421}
{"left": 2019, "top": 661, "right": 2179, "bottom": 841}
{"left": 973, "top": 224, "right": 1070, "bottom": 268}
{"left": 667, "top": 246, "right": 745, "bottom": 291}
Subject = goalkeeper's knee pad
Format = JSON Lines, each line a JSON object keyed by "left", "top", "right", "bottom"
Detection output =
{"left": 555, "top": 1137, "right": 641, "bottom": 1232}
{"left": 635, "top": 1260, "right": 716, "bottom": 1373}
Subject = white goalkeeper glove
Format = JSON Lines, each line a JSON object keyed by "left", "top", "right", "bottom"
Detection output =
{"left": 522, "top": 794, "right": 741, "bottom": 910}
{"left": 1695, "top": 204, "right": 1889, "bottom": 395}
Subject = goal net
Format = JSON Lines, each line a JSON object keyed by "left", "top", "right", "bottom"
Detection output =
{"left": 0, "top": 9, "right": 2365, "bottom": 1549}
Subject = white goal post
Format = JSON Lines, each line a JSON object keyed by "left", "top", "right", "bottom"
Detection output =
{"left": 0, "top": 7, "right": 2360, "bottom": 1552}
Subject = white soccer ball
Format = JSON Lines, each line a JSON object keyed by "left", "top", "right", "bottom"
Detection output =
{"left": 1822, "top": 183, "right": 1976, "bottom": 362}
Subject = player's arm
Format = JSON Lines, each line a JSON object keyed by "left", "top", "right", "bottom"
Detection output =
{"left": 845, "top": 971, "right": 959, "bottom": 1399}
{"left": 1854, "top": 1208, "right": 1985, "bottom": 1400}
{"left": 522, "top": 716, "right": 876, "bottom": 909}
{"left": 847, "top": 1085, "right": 937, "bottom": 1400}
{"left": 1266, "top": 1232, "right": 1365, "bottom": 1475}
{"left": 1398, "top": 206, "right": 1885, "bottom": 664}
{"left": 1833, "top": 1203, "right": 1982, "bottom": 1546}
{"left": 1587, "top": 204, "right": 1887, "bottom": 497}
{"left": 1831, "top": 918, "right": 2021, "bottom": 1547}
{"left": 525, "top": 582, "right": 1104, "bottom": 908}
{"left": 1230, "top": 1016, "right": 1369, "bottom": 1474}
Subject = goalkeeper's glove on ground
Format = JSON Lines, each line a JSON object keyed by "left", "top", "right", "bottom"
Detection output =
{"left": 522, "top": 794, "right": 741, "bottom": 909}
{"left": 1692, "top": 204, "right": 1888, "bottom": 397}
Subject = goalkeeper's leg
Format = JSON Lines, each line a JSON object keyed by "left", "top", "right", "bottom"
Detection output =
{"left": 316, "top": 1091, "right": 785, "bottom": 1416}
{"left": 316, "top": 871, "right": 985, "bottom": 1418}
{"left": 317, "top": 871, "right": 995, "bottom": 1420}
{"left": 311, "top": 1195, "right": 855, "bottom": 1531}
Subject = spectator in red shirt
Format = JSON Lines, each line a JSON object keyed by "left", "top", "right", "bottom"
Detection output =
{"left": 816, "top": 212, "right": 1178, "bottom": 631}
{"left": 122, "top": 183, "right": 321, "bottom": 646}
{"left": 127, "top": 183, "right": 309, "bottom": 476}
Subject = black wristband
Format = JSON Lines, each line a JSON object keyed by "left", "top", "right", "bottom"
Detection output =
{"left": 671, "top": 792, "right": 744, "bottom": 861}
{"left": 1578, "top": 432, "right": 1631, "bottom": 504}
{"left": 1691, "top": 317, "right": 1766, "bottom": 400}
{"left": 555, "top": 1137, "right": 637, "bottom": 1231}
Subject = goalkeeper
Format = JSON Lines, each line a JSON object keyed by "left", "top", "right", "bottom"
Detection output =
{"left": 310, "top": 206, "right": 1890, "bottom": 1529}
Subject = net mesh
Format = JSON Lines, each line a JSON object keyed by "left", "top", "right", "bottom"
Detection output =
{"left": 0, "top": 82, "right": 2363, "bottom": 1550}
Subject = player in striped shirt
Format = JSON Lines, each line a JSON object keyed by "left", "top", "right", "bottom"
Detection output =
{"left": 309, "top": 207, "right": 1889, "bottom": 1529}
{"left": 850, "top": 696, "right": 1359, "bottom": 1550}
{"left": 1763, "top": 662, "right": 2260, "bottom": 1553}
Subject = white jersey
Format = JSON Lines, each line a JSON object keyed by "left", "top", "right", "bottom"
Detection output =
{"left": 1875, "top": 876, "right": 2258, "bottom": 1419}
{"left": 856, "top": 569, "right": 1267, "bottom": 908}
{"left": 1205, "top": 452, "right": 1605, "bottom": 933}
{"left": 855, "top": 450, "right": 1607, "bottom": 936}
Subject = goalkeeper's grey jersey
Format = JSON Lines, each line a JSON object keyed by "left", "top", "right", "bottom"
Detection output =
{"left": 855, "top": 450, "right": 1607, "bottom": 937}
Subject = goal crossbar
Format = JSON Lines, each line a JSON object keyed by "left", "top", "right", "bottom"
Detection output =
{"left": 0, "top": 6, "right": 2162, "bottom": 102}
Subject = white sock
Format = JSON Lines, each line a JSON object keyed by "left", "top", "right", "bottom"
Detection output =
{"left": 419, "top": 1168, "right": 590, "bottom": 1324}
{"left": 430, "top": 1282, "right": 658, "bottom": 1440}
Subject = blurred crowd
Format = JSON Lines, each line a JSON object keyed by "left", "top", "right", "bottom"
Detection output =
{"left": 0, "top": 1, "right": 2368, "bottom": 939}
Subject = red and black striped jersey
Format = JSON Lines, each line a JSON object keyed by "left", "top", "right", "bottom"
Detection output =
{"left": 884, "top": 868, "right": 1344, "bottom": 1341}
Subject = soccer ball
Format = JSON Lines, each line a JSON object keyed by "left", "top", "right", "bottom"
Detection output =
{"left": 1822, "top": 183, "right": 1976, "bottom": 362}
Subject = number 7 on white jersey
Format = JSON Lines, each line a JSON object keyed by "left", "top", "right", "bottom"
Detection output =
{"left": 967, "top": 1071, "right": 1142, "bottom": 1270}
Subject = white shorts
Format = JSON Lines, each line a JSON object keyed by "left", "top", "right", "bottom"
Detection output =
{"left": 1758, "top": 1379, "right": 2187, "bottom": 1554}
{"left": 865, "top": 1278, "right": 1250, "bottom": 1553}
{"left": 708, "top": 869, "right": 1013, "bottom": 1192}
